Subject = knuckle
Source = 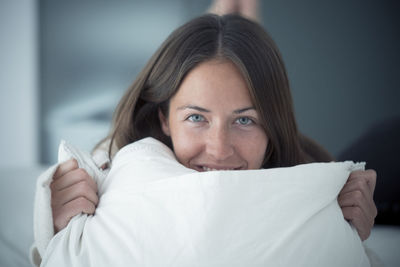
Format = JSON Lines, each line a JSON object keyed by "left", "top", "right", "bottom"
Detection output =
{"left": 76, "top": 168, "right": 89, "bottom": 179}
{"left": 355, "top": 179, "right": 367, "bottom": 190}
{"left": 76, "top": 197, "right": 94, "bottom": 213}
{"left": 351, "top": 190, "right": 363, "bottom": 204}
{"left": 366, "top": 169, "right": 377, "bottom": 178}
{"left": 64, "top": 158, "right": 79, "bottom": 170}
{"left": 85, "top": 202, "right": 96, "bottom": 214}
{"left": 68, "top": 158, "right": 79, "bottom": 169}
{"left": 76, "top": 180, "right": 91, "bottom": 195}
{"left": 355, "top": 178, "right": 364, "bottom": 185}
{"left": 349, "top": 170, "right": 362, "bottom": 178}
{"left": 73, "top": 195, "right": 96, "bottom": 214}
{"left": 74, "top": 196, "right": 88, "bottom": 207}
{"left": 59, "top": 159, "right": 78, "bottom": 172}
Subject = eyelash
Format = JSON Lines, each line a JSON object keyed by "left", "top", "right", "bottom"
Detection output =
{"left": 235, "top": 117, "right": 254, "bottom": 125}
{"left": 186, "top": 114, "right": 255, "bottom": 126}
{"left": 187, "top": 114, "right": 205, "bottom": 123}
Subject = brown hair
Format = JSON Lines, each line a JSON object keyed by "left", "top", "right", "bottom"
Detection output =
{"left": 102, "top": 14, "right": 308, "bottom": 168}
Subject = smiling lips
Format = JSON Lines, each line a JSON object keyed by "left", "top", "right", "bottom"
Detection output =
{"left": 196, "top": 165, "right": 244, "bottom": 172}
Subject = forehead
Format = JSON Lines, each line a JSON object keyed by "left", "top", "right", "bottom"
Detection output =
{"left": 171, "top": 60, "right": 253, "bottom": 109}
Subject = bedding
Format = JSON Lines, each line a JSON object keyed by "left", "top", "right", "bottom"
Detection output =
{"left": 31, "top": 139, "right": 108, "bottom": 264}
{"left": 36, "top": 138, "right": 370, "bottom": 266}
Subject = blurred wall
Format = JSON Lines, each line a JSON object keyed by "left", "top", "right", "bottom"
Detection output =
{"left": 39, "top": 0, "right": 209, "bottom": 164}
{"left": 0, "top": 0, "right": 38, "bottom": 168}
{"left": 262, "top": 0, "right": 400, "bottom": 156}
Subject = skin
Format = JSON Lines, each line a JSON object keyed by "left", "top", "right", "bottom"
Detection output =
{"left": 338, "top": 170, "right": 377, "bottom": 240}
{"left": 50, "top": 159, "right": 98, "bottom": 233}
{"left": 159, "top": 59, "right": 268, "bottom": 172}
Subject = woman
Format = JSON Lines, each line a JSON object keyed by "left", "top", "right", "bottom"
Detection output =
{"left": 47, "top": 13, "right": 376, "bottom": 255}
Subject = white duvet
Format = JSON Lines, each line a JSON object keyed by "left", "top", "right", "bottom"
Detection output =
{"left": 40, "top": 137, "right": 370, "bottom": 267}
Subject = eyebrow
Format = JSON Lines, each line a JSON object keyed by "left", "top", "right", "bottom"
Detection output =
{"left": 177, "top": 105, "right": 256, "bottom": 114}
{"left": 177, "top": 105, "right": 210, "bottom": 113}
{"left": 234, "top": 107, "right": 256, "bottom": 114}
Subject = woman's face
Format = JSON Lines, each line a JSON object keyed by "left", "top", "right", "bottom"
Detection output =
{"left": 159, "top": 59, "right": 268, "bottom": 171}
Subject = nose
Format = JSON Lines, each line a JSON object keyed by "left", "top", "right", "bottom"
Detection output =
{"left": 205, "top": 124, "right": 234, "bottom": 161}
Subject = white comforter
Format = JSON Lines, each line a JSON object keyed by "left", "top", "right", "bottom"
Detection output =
{"left": 39, "top": 137, "right": 370, "bottom": 267}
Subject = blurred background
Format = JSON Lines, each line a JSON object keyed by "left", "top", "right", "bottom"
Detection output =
{"left": 0, "top": 1, "right": 400, "bottom": 266}
{"left": 2, "top": 0, "right": 399, "bottom": 166}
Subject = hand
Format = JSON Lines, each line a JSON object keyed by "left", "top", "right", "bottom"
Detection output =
{"left": 50, "top": 159, "right": 99, "bottom": 233}
{"left": 338, "top": 169, "right": 377, "bottom": 241}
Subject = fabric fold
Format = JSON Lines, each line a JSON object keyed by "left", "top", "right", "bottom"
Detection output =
{"left": 39, "top": 137, "right": 370, "bottom": 267}
{"left": 30, "top": 140, "right": 108, "bottom": 266}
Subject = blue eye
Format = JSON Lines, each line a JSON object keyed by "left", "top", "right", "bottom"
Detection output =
{"left": 236, "top": 117, "right": 253, "bottom": 125}
{"left": 188, "top": 114, "right": 205, "bottom": 122}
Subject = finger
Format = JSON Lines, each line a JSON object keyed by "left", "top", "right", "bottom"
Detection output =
{"left": 338, "top": 185, "right": 378, "bottom": 233}
{"left": 53, "top": 159, "right": 79, "bottom": 180}
{"left": 349, "top": 169, "right": 377, "bottom": 195}
{"left": 52, "top": 180, "right": 99, "bottom": 208}
{"left": 364, "top": 169, "right": 377, "bottom": 195}
{"left": 339, "top": 178, "right": 371, "bottom": 202}
{"left": 53, "top": 197, "right": 96, "bottom": 233}
{"left": 341, "top": 206, "right": 371, "bottom": 241}
{"left": 340, "top": 172, "right": 374, "bottom": 199}
{"left": 338, "top": 190, "right": 375, "bottom": 219}
{"left": 345, "top": 170, "right": 377, "bottom": 196}
{"left": 339, "top": 183, "right": 372, "bottom": 214}
{"left": 51, "top": 168, "right": 97, "bottom": 193}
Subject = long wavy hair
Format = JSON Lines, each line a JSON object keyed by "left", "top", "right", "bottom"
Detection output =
{"left": 101, "top": 14, "right": 308, "bottom": 168}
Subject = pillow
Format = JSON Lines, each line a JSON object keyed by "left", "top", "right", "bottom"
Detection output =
{"left": 41, "top": 138, "right": 370, "bottom": 267}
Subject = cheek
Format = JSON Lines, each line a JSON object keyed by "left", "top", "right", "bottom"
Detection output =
{"left": 236, "top": 129, "right": 268, "bottom": 169}
{"left": 169, "top": 124, "right": 202, "bottom": 165}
